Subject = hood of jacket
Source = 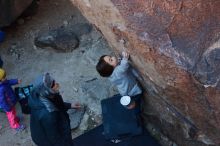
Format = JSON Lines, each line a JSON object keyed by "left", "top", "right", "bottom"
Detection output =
{"left": 29, "top": 75, "right": 58, "bottom": 113}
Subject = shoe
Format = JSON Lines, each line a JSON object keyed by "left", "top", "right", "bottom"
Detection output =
{"left": 17, "top": 116, "right": 23, "bottom": 123}
{"left": 15, "top": 124, "right": 25, "bottom": 132}
{"left": 17, "top": 117, "right": 20, "bottom": 123}
{"left": 110, "top": 139, "right": 121, "bottom": 143}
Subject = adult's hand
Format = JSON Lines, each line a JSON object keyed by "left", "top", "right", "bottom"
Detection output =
{"left": 71, "top": 103, "right": 81, "bottom": 109}
{"left": 122, "top": 51, "right": 129, "bottom": 59}
{"left": 18, "top": 79, "right": 22, "bottom": 84}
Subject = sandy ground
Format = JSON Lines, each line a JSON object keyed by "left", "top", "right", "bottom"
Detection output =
{"left": 0, "top": 0, "right": 117, "bottom": 145}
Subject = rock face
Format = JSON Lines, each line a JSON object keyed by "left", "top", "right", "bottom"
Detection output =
{"left": 71, "top": 0, "right": 220, "bottom": 145}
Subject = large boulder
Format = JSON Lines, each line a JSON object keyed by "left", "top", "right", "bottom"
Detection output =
{"left": 71, "top": 0, "right": 220, "bottom": 146}
{"left": 34, "top": 27, "right": 80, "bottom": 52}
{"left": 0, "top": 0, "right": 33, "bottom": 27}
{"left": 34, "top": 23, "right": 92, "bottom": 52}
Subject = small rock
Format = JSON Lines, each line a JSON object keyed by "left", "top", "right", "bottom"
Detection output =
{"left": 63, "top": 21, "right": 68, "bottom": 26}
{"left": 33, "top": 45, "right": 38, "bottom": 50}
{"left": 197, "top": 134, "right": 215, "bottom": 145}
{"left": 73, "top": 87, "right": 78, "bottom": 92}
{"left": 79, "top": 113, "right": 89, "bottom": 131}
{"left": 68, "top": 106, "right": 86, "bottom": 130}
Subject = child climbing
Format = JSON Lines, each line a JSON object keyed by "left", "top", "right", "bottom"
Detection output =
{"left": 96, "top": 51, "right": 142, "bottom": 110}
{"left": 0, "top": 68, "right": 25, "bottom": 131}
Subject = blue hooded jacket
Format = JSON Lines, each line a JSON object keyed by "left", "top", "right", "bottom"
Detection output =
{"left": 29, "top": 73, "right": 72, "bottom": 146}
{"left": 0, "top": 79, "right": 18, "bottom": 112}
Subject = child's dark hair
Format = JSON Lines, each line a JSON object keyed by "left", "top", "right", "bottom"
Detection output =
{"left": 96, "top": 55, "right": 114, "bottom": 77}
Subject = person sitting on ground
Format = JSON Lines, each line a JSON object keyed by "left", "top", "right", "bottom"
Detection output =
{"left": 0, "top": 68, "right": 25, "bottom": 131}
{"left": 96, "top": 51, "right": 142, "bottom": 110}
{"left": 28, "top": 72, "right": 81, "bottom": 146}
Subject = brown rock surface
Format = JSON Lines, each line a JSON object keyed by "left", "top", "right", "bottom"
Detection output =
{"left": 71, "top": 0, "right": 220, "bottom": 145}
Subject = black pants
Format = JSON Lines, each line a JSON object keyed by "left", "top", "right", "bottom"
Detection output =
{"left": 131, "top": 93, "right": 142, "bottom": 114}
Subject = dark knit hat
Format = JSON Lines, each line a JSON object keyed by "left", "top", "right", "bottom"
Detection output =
{"left": 43, "top": 73, "right": 55, "bottom": 89}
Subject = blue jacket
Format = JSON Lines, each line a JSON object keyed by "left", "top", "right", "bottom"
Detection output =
{"left": 29, "top": 80, "right": 72, "bottom": 146}
{"left": 109, "top": 58, "right": 142, "bottom": 96}
{"left": 0, "top": 79, "right": 18, "bottom": 112}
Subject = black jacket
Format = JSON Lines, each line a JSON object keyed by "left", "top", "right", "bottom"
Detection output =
{"left": 28, "top": 83, "right": 73, "bottom": 146}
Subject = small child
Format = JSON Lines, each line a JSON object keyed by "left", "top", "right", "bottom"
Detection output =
{"left": 96, "top": 51, "right": 142, "bottom": 110}
{"left": 0, "top": 68, "right": 25, "bottom": 131}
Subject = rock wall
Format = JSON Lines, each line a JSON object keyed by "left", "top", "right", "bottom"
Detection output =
{"left": 71, "top": 0, "right": 220, "bottom": 145}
